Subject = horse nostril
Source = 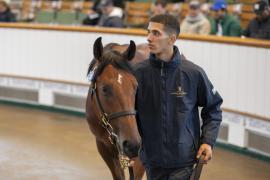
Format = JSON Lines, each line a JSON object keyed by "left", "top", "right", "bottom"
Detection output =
{"left": 122, "top": 140, "right": 140, "bottom": 158}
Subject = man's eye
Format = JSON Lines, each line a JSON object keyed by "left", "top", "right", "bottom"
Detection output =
{"left": 153, "top": 31, "right": 160, "bottom": 36}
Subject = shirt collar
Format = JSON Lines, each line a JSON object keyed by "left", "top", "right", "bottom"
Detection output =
{"left": 150, "top": 46, "right": 181, "bottom": 69}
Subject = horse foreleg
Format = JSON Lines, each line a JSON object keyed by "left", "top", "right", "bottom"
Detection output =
{"left": 133, "top": 157, "right": 145, "bottom": 180}
{"left": 96, "top": 139, "right": 125, "bottom": 180}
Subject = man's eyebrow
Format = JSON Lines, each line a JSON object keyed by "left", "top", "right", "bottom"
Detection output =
{"left": 147, "top": 29, "right": 161, "bottom": 34}
{"left": 153, "top": 29, "right": 162, "bottom": 34}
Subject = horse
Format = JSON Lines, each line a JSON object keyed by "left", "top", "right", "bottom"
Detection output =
{"left": 85, "top": 37, "right": 147, "bottom": 180}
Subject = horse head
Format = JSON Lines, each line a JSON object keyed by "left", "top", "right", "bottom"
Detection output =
{"left": 86, "top": 37, "right": 141, "bottom": 159}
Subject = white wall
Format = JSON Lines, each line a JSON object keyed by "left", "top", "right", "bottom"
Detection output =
{"left": 0, "top": 28, "right": 147, "bottom": 83}
{"left": 178, "top": 40, "right": 270, "bottom": 119}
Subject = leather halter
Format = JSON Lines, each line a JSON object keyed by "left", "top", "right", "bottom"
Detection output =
{"left": 89, "top": 82, "right": 136, "bottom": 145}
{"left": 88, "top": 56, "right": 137, "bottom": 179}
{"left": 89, "top": 77, "right": 137, "bottom": 179}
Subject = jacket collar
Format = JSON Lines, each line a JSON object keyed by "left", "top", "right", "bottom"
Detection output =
{"left": 150, "top": 46, "right": 181, "bottom": 69}
{"left": 220, "top": 14, "right": 231, "bottom": 25}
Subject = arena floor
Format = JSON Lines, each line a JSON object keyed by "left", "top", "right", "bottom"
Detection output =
{"left": 0, "top": 104, "right": 270, "bottom": 180}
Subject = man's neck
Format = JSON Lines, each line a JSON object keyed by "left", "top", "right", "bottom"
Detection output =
{"left": 156, "top": 46, "right": 174, "bottom": 62}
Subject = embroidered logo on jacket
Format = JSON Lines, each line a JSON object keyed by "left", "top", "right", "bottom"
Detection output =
{"left": 171, "top": 86, "right": 187, "bottom": 97}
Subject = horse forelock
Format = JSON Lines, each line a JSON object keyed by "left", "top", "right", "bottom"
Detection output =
{"left": 87, "top": 44, "right": 134, "bottom": 82}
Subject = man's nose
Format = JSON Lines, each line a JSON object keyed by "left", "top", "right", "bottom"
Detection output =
{"left": 147, "top": 34, "right": 153, "bottom": 42}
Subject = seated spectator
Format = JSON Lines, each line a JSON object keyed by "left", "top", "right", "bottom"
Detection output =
{"left": 0, "top": 0, "right": 16, "bottom": 22}
{"left": 150, "top": 0, "right": 180, "bottom": 20}
{"left": 232, "top": 3, "right": 242, "bottom": 21}
{"left": 201, "top": 3, "right": 216, "bottom": 34}
{"left": 82, "top": 0, "right": 125, "bottom": 26}
{"left": 242, "top": 0, "right": 270, "bottom": 39}
{"left": 97, "top": 0, "right": 124, "bottom": 28}
{"left": 181, "top": 0, "right": 211, "bottom": 35}
{"left": 211, "top": 0, "right": 242, "bottom": 37}
{"left": 83, "top": 0, "right": 102, "bottom": 26}
{"left": 150, "top": 0, "right": 168, "bottom": 17}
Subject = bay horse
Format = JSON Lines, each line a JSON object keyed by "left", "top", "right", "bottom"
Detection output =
{"left": 85, "top": 37, "right": 147, "bottom": 180}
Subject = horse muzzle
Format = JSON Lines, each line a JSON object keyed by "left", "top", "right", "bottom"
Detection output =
{"left": 122, "top": 140, "right": 140, "bottom": 158}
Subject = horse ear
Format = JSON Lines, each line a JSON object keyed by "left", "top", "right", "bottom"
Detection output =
{"left": 123, "top": 40, "right": 136, "bottom": 61}
{"left": 93, "top": 37, "right": 103, "bottom": 61}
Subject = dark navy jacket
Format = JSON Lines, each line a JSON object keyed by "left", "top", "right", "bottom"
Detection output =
{"left": 134, "top": 46, "right": 223, "bottom": 168}
{"left": 243, "top": 16, "right": 270, "bottom": 39}
{"left": 0, "top": 9, "right": 16, "bottom": 22}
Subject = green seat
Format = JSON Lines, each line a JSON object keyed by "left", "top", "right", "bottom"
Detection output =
{"left": 35, "top": 11, "right": 55, "bottom": 24}
{"left": 56, "top": 11, "right": 76, "bottom": 25}
{"left": 77, "top": 12, "right": 87, "bottom": 24}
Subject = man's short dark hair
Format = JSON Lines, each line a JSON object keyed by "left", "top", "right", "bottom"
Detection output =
{"left": 149, "top": 14, "right": 180, "bottom": 37}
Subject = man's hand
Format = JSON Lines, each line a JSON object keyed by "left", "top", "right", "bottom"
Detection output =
{"left": 196, "top": 143, "right": 212, "bottom": 164}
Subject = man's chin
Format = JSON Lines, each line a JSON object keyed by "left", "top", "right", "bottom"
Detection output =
{"left": 149, "top": 48, "right": 157, "bottom": 54}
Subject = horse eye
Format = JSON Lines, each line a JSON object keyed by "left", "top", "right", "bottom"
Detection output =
{"left": 101, "top": 85, "right": 112, "bottom": 96}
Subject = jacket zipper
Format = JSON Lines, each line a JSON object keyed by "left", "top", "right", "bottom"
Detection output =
{"left": 161, "top": 61, "right": 164, "bottom": 77}
{"left": 160, "top": 60, "right": 166, "bottom": 164}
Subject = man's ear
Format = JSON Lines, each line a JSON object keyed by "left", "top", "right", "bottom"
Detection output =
{"left": 168, "top": 34, "right": 177, "bottom": 45}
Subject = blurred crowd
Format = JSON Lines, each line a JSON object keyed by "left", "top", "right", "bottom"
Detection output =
{"left": 0, "top": 0, "right": 269, "bottom": 40}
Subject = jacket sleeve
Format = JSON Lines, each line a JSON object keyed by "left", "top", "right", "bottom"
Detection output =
{"left": 197, "top": 69, "right": 223, "bottom": 147}
{"left": 242, "top": 23, "right": 251, "bottom": 37}
{"left": 229, "top": 21, "right": 242, "bottom": 37}
{"left": 198, "top": 19, "right": 211, "bottom": 35}
{"left": 105, "top": 17, "right": 124, "bottom": 28}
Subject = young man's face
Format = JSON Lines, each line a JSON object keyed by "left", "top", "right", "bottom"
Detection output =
{"left": 0, "top": 3, "right": 7, "bottom": 13}
{"left": 213, "top": 9, "right": 225, "bottom": 20}
{"left": 147, "top": 22, "right": 172, "bottom": 54}
{"left": 151, "top": 4, "right": 166, "bottom": 16}
{"left": 189, "top": 8, "right": 200, "bottom": 17}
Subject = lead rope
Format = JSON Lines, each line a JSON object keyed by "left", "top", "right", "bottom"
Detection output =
{"left": 189, "top": 154, "right": 205, "bottom": 180}
{"left": 128, "top": 167, "right": 134, "bottom": 180}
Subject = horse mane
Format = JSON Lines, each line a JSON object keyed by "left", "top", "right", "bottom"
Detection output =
{"left": 87, "top": 43, "right": 134, "bottom": 82}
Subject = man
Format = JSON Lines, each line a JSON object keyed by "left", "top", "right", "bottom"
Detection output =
{"left": 201, "top": 3, "right": 216, "bottom": 34}
{"left": 181, "top": 0, "right": 211, "bottom": 35}
{"left": 151, "top": 0, "right": 168, "bottom": 17}
{"left": 97, "top": 0, "right": 124, "bottom": 28}
{"left": 135, "top": 14, "right": 223, "bottom": 180}
{"left": 82, "top": 0, "right": 102, "bottom": 26}
{"left": 243, "top": 0, "right": 270, "bottom": 39}
{"left": 211, "top": 0, "right": 242, "bottom": 36}
{"left": 0, "top": 0, "right": 16, "bottom": 22}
